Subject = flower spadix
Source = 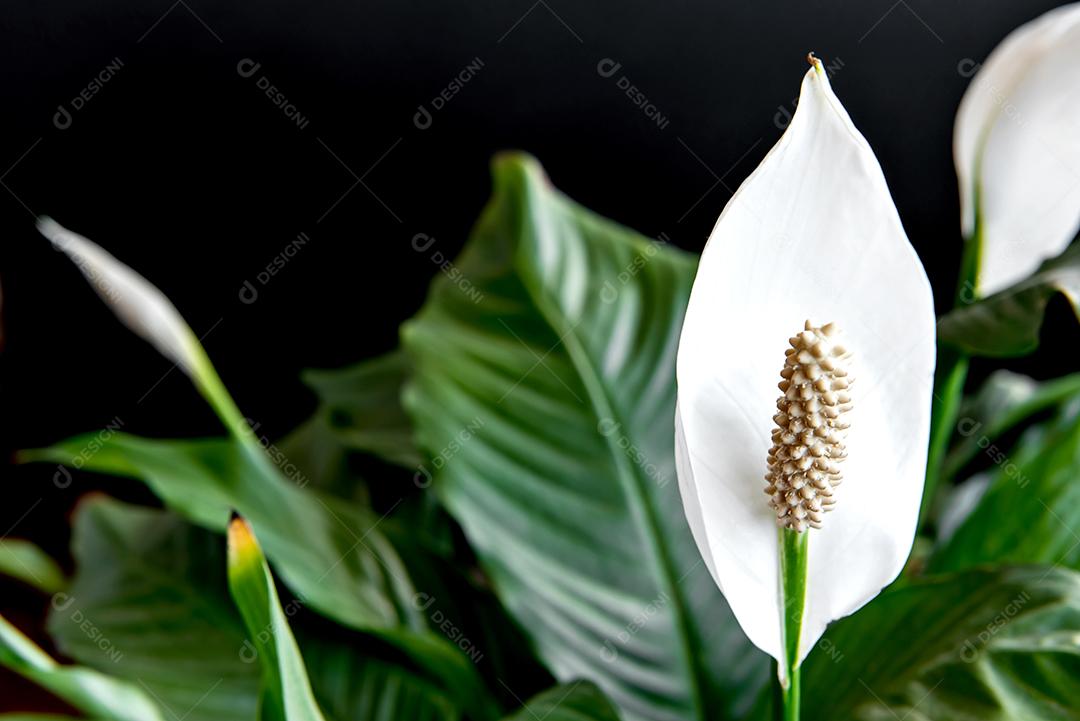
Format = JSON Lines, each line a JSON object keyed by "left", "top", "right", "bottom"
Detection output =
{"left": 954, "top": 2, "right": 1080, "bottom": 295}
{"left": 767, "top": 321, "right": 853, "bottom": 533}
{"left": 674, "top": 59, "right": 936, "bottom": 669}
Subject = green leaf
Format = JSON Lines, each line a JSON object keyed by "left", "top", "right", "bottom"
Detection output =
{"left": 0, "top": 540, "right": 65, "bottom": 594}
{"left": 53, "top": 496, "right": 475, "bottom": 721}
{"left": 941, "top": 370, "right": 1080, "bottom": 484}
{"left": 930, "top": 398, "right": 1080, "bottom": 573}
{"left": 401, "top": 153, "right": 765, "bottom": 721}
{"left": 501, "top": 683, "right": 621, "bottom": 721}
{"left": 227, "top": 514, "right": 328, "bottom": 721}
{"left": 25, "top": 435, "right": 414, "bottom": 630}
{"left": 799, "top": 566, "right": 1080, "bottom": 721}
{"left": 297, "top": 634, "right": 459, "bottom": 721}
{"left": 49, "top": 496, "right": 260, "bottom": 721}
{"left": 300, "top": 350, "right": 421, "bottom": 469}
{"left": 277, "top": 350, "right": 419, "bottom": 501}
{"left": 22, "top": 435, "right": 498, "bottom": 720}
{"left": 0, "top": 611, "right": 165, "bottom": 721}
{"left": 938, "top": 242, "right": 1080, "bottom": 357}
{"left": 273, "top": 414, "right": 359, "bottom": 500}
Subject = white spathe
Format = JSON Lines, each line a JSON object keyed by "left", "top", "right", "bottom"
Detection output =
{"left": 675, "top": 62, "right": 936, "bottom": 668}
{"left": 37, "top": 217, "right": 202, "bottom": 377}
{"left": 955, "top": 2, "right": 1080, "bottom": 296}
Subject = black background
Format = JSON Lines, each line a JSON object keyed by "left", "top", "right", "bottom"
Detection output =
{"left": 1, "top": 0, "right": 1077, "bottom": 709}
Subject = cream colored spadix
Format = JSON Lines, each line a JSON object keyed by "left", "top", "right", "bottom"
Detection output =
{"left": 954, "top": 2, "right": 1080, "bottom": 295}
{"left": 767, "top": 320, "right": 853, "bottom": 533}
{"left": 674, "top": 59, "right": 936, "bottom": 668}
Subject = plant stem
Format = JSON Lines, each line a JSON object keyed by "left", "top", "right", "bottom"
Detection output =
{"left": 922, "top": 216, "right": 983, "bottom": 523}
{"left": 778, "top": 528, "right": 808, "bottom": 721}
{"left": 782, "top": 664, "right": 801, "bottom": 721}
{"left": 190, "top": 343, "right": 271, "bottom": 469}
{"left": 922, "top": 347, "right": 969, "bottom": 522}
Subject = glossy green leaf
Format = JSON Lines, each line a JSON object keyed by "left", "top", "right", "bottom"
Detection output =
{"left": 799, "top": 566, "right": 1080, "bottom": 720}
{"left": 501, "top": 683, "right": 621, "bottom": 721}
{"left": 21, "top": 435, "right": 497, "bottom": 720}
{"left": 0, "top": 539, "right": 65, "bottom": 594}
{"left": 930, "top": 398, "right": 1080, "bottom": 573}
{"left": 0, "top": 611, "right": 165, "bottom": 721}
{"left": 227, "top": 515, "right": 328, "bottom": 721}
{"left": 938, "top": 242, "right": 1080, "bottom": 357}
{"left": 48, "top": 496, "right": 259, "bottom": 721}
{"left": 942, "top": 370, "right": 1080, "bottom": 484}
{"left": 24, "top": 435, "right": 415, "bottom": 630}
{"left": 401, "top": 153, "right": 765, "bottom": 721}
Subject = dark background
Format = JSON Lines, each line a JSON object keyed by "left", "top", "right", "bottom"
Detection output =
{"left": 1, "top": 0, "right": 1077, "bottom": 709}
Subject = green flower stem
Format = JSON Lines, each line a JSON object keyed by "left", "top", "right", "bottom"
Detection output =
{"left": 188, "top": 343, "right": 272, "bottom": 471}
{"left": 922, "top": 215, "right": 983, "bottom": 523}
{"left": 923, "top": 348, "right": 969, "bottom": 521}
{"left": 778, "top": 528, "right": 808, "bottom": 721}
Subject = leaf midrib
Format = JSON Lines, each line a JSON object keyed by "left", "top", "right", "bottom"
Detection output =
{"left": 516, "top": 244, "right": 708, "bottom": 721}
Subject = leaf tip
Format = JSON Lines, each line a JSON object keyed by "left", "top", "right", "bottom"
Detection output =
{"left": 227, "top": 512, "right": 259, "bottom": 562}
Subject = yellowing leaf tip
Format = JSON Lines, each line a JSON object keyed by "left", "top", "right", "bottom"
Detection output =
{"left": 227, "top": 512, "right": 259, "bottom": 559}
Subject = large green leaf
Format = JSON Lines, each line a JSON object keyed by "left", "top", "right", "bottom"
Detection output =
{"left": 0, "top": 611, "right": 165, "bottom": 721}
{"left": 930, "top": 398, "right": 1080, "bottom": 573}
{"left": 501, "top": 683, "right": 621, "bottom": 721}
{"left": 227, "top": 515, "right": 328, "bottom": 721}
{"left": 799, "top": 566, "right": 1080, "bottom": 720}
{"left": 938, "top": 242, "right": 1080, "bottom": 357}
{"left": 49, "top": 496, "right": 259, "bottom": 721}
{"left": 401, "top": 153, "right": 765, "bottom": 721}
{"left": 22, "top": 435, "right": 497, "bottom": 720}
{"left": 941, "top": 370, "right": 1080, "bottom": 484}
{"left": 25, "top": 435, "right": 416, "bottom": 630}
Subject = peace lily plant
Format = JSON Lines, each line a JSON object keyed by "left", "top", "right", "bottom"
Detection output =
{"left": 9, "top": 9, "right": 1080, "bottom": 721}
{"left": 675, "top": 56, "right": 936, "bottom": 719}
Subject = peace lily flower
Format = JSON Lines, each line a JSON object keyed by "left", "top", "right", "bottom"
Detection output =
{"left": 954, "top": 2, "right": 1080, "bottom": 296}
{"left": 36, "top": 218, "right": 252, "bottom": 442}
{"left": 674, "top": 56, "right": 936, "bottom": 707}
